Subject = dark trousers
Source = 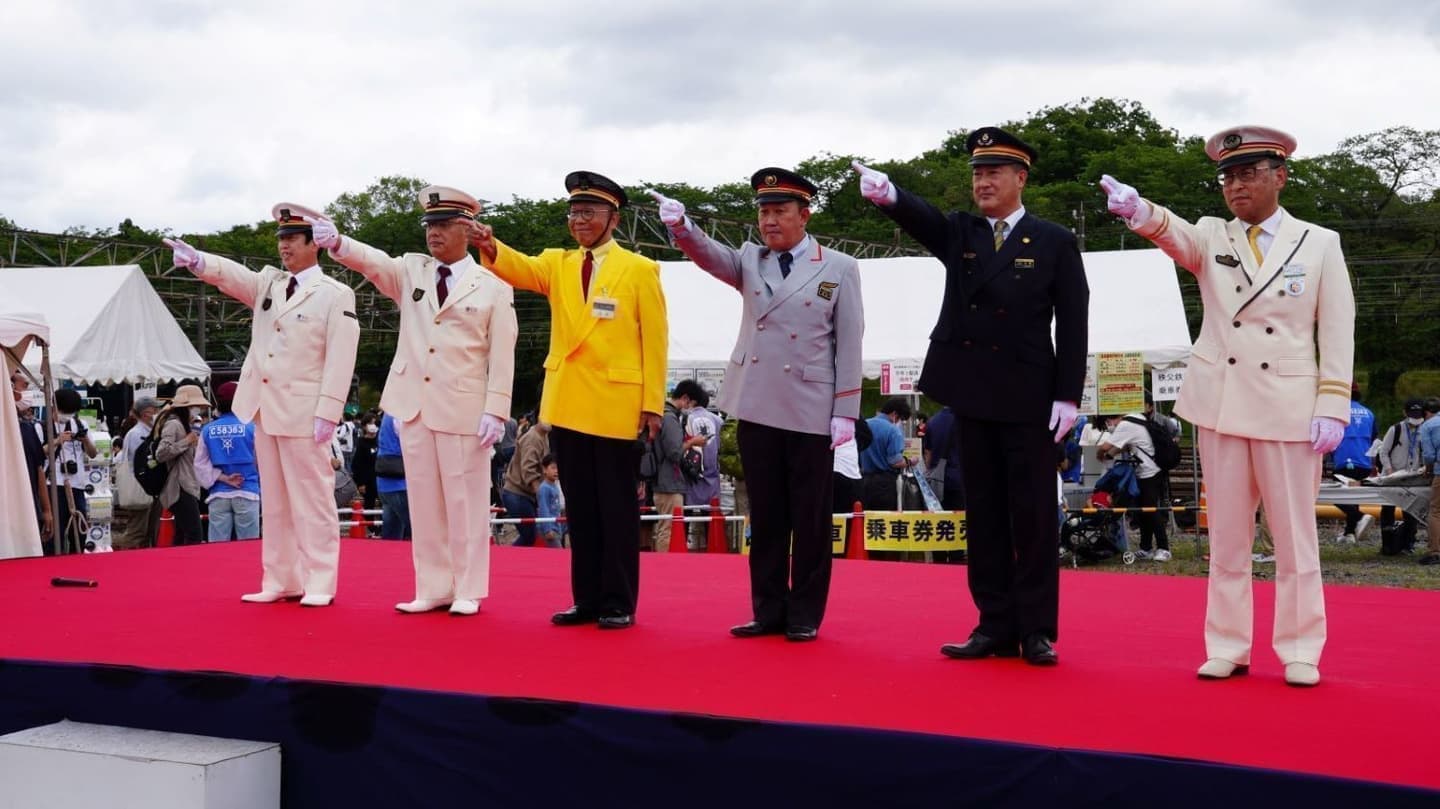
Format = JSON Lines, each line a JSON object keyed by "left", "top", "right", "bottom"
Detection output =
{"left": 51, "top": 487, "right": 88, "bottom": 555}
{"left": 500, "top": 489, "right": 538, "bottom": 547}
{"left": 170, "top": 492, "right": 203, "bottom": 546}
{"left": 550, "top": 427, "right": 641, "bottom": 616}
{"left": 738, "top": 421, "right": 835, "bottom": 629}
{"left": 935, "top": 483, "right": 968, "bottom": 563}
{"left": 1136, "top": 473, "right": 1169, "bottom": 551}
{"left": 958, "top": 417, "right": 1060, "bottom": 643}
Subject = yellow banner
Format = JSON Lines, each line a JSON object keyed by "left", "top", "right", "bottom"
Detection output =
{"left": 861, "top": 511, "right": 967, "bottom": 552}
{"left": 740, "top": 518, "right": 848, "bottom": 556}
{"left": 1096, "top": 351, "right": 1146, "bottom": 414}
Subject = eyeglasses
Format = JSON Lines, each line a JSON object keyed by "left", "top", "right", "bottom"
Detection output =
{"left": 1217, "top": 165, "right": 1276, "bottom": 186}
{"left": 567, "top": 208, "right": 612, "bottom": 222}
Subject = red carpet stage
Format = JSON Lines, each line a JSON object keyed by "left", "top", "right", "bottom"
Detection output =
{"left": 1, "top": 540, "right": 1436, "bottom": 807}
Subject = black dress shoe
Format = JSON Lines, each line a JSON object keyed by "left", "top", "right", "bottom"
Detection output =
{"left": 730, "top": 621, "right": 784, "bottom": 638}
{"left": 551, "top": 606, "right": 599, "bottom": 626}
{"left": 597, "top": 613, "right": 634, "bottom": 630}
{"left": 784, "top": 626, "right": 818, "bottom": 642}
{"left": 1022, "top": 634, "right": 1058, "bottom": 666}
{"left": 940, "top": 632, "right": 1020, "bottom": 660}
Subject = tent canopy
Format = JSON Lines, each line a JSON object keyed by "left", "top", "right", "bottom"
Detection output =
{"left": 0, "top": 265, "right": 208, "bottom": 385}
{"left": 662, "top": 247, "right": 1193, "bottom": 377}
{"left": 0, "top": 287, "right": 50, "bottom": 356}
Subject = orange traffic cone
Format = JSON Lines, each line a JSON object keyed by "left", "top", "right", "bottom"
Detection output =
{"left": 1197, "top": 484, "right": 1208, "bottom": 533}
{"left": 349, "top": 498, "right": 367, "bottom": 539}
{"left": 668, "top": 505, "right": 687, "bottom": 552}
{"left": 156, "top": 509, "right": 175, "bottom": 547}
{"left": 706, "top": 497, "right": 727, "bottom": 553}
{"left": 845, "top": 500, "right": 867, "bottom": 560}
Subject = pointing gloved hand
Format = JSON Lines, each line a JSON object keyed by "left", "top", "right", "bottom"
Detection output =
{"left": 1099, "top": 174, "right": 1150, "bottom": 224}
{"left": 314, "top": 417, "right": 337, "bottom": 446}
{"left": 162, "top": 237, "right": 203, "bottom": 273}
{"left": 1310, "top": 417, "right": 1346, "bottom": 454}
{"left": 477, "top": 413, "right": 506, "bottom": 449}
{"left": 646, "top": 189, "right": 688, "bottom": 229}
{"left": 851, "top": 160, "right": 898, "bottom": 206}
{"left": 829, "top": 416, "right": 855, "bottom": 449}
{"left": 1048, "top": 400, "right": 1079, "bottom": 444}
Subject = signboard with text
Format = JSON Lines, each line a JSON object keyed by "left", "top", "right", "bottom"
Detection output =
{"left": 1150, "top": 366, "right": 1186, "bottom": 402}
{"left": 880, "top": 359, "right": 923, "bottom": 396}
{"left": 1095, "top": 352, "right": 1146, "bottom": 414}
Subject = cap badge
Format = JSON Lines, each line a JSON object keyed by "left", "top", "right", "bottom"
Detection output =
{"left": 428, "top": 193, "right": 441, "bottom": 205}
{"left": 764, "top": 174, "right": 778, "bottom": 187}
{"left": 1222, "top": 133, "right": 1242, "bottom": 151}
{"left": 279, "top": 208, "right": 292, "bottom": 219}
{"left": 978, "top": 132, "right": 994, "bottom": 146}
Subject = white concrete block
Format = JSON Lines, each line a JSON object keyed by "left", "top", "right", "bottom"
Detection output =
{"left": 0, "top": 720, "right": 279, "bottom": 809}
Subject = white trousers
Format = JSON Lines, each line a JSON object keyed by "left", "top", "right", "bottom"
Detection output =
{"left": 1197, "top": 427, "right": 1326, "bottom": 666}
{"left": 253, "top": 415, "right": 340, "bottom": 596}
{"left": 400, "top": 418, "right": 492, "bottom": 601}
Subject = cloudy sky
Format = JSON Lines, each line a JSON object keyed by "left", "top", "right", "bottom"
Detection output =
{"left": 3, "top": 0, "right": 1438, "bottom": 234}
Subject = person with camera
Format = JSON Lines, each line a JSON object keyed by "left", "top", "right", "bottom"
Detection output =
{"left": 46, "top": 388, "right": 98, "bottom": 554}
{"left": 649, "top": 387, "right": 691, "bottom": 553}
{"left": 153, "top": 385, "right": 209, "bottom": 546}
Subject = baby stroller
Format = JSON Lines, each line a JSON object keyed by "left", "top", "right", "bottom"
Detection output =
{"left": 1061, "top": 464, "right": 1137, "bottom": 566}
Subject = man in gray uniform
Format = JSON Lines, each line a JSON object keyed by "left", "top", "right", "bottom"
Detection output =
{"left": 650, "top": 168, "right": 863, "bottom": 641}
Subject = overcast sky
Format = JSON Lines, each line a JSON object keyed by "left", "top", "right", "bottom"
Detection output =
{"left": 3, "top": 0, "right": 1438, "bottom": 234}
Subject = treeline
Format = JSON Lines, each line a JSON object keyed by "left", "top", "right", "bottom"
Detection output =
{"left": 6, "top": 98, "right": 1439, "bottom": 420}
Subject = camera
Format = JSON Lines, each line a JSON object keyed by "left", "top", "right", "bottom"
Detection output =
{"left": 63, "top": 460, "right": 79, "bottom": 475}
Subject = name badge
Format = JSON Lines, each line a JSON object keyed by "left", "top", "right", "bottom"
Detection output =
{"left": 1282, "top": 263, "right": 1305, "bottom": 278}
{"left": 962, "top": 252, "right": 977, "bottom": 259}
{"left": 1014, "top": 258, "right": 1035, "bottom": 269}
{"left": 592, "top": 296, "right": 618, "bottom": 319}
{"left": 1215, "top": 254, "right": 1240, "bottom": 268}
{"left": 816, "top": 281, "right": 838, "bottom": 301}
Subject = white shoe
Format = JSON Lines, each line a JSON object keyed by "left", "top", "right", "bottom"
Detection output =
{"left": 1355, "top": 514, "right": 1374, "bottom": 540}
{"left": 1197, "top": 658, "right": 1250, "bottom": 679}
{"left": 1337, "top": 532, "right": 1357, "bottom": 545}
{"left": 1152, "top": 549, "right": 1172, "bottom": 562}
{"left": 1252, "top": 553, "right": 1275, "bottom": 563}
{"left": 396, "top": 598, "right": 452, "bottom": 614}
{"left": 299, "top": 593, "right": 334, "bottom": 607}
{"left": 449, "top": 598, "right": 481, "bottom": 616}
{"left": 1284, "top": 662, "right": 1320, "bottom": 687}
{"left": 1133, "top": 549, "right": 1152, "bottom": 560}
{"left": 240, "top": 590, "right": 302, "bottom": 603}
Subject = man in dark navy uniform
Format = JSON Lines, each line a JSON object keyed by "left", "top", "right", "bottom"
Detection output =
{"left": 854, "top": 127, "right": 1089, "bottom": 665}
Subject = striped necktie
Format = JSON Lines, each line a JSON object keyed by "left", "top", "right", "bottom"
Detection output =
{"left": 1246, "top": 225, "right": 1264, "bottom": 265}
{"left": 993, "top": 220, "right": 1008, "bottom": 251}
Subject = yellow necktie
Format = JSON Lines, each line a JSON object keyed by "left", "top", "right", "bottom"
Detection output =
{"left": 994, "top": 220, "right": 1008, "bottom": 251}
{"left": 1246, "top": 225, "right": 1264, "bottom": 265}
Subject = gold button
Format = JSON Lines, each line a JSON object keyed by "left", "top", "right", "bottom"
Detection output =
{"left": 783, "top": 364, "right": 791, "bottom": 372}
{"left": 434, "top": 318, "right": 441, "bottom": 324}
{"left": 750, "top": 356, "right": 758, "bottom": 363}
{"left": 757, "top": 323, "right": 766, "bottom": 331}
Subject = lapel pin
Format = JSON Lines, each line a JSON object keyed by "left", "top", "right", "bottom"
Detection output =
{"left": 1021, "top": 237, "right": 1031, "bottom": 244}
{"left": 412, "top": 288, "right": 425, "bottom": 302}
{"left": 261, "top": 298, "right": 272, "bottom": 311}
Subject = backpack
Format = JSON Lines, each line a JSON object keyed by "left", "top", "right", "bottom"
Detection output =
{"left": 677, "top": 412, "right": 706, "bottom": 484}
{"left": 638, "top": 431, "right": 664, "bottom": 483}
{"left": 1123, "top": 416, "right": 1182, "bottom": 472}
{"left": 132, "top": 412, "right": 185, "bottom": 497}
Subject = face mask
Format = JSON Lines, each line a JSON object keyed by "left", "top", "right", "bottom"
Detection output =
{"left": 365, "top": 425, "right": 379, "bottom": 436}
{"left": 58, "top": 411, "right": 76, "bottom": 420}
{"left": 1408, "top": 417, "right": 1423, "bottom": 426}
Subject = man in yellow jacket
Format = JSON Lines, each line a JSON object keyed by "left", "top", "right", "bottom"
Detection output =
{"left": 471, "top": 171, "right": 667, "bottom": 629}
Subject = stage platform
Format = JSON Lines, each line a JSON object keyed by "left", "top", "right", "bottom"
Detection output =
{"left": 1, "top": 540, "right": 1436, "bottom": 807}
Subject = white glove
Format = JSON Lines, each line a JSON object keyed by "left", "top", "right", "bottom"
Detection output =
{"left": 1099, "top": 174, "right": 1150, "bottom": 224}
{"left": 162, "top": 237, "right": 203, "bottom": 273}
{"left": 646, "top": 189, "right": 688, "bottom": 230}
{"left": 829, "top": 416, "right": 855, "bottom": 449}
{"left": 305, "top": 215, "right": 341, "bottom": 251}
{"left": 851, "top": 160, "right": 897, "bottom": 206}
{"left": 1310, "top": 417, "right": 1346, "bottom": 454}
{"left": 314, "top": 417, "right": 337, "bottom": 446}
{"left": 1048, "top": 400, "right": 1079, "bottom": 444}
{"left": 477, "top": 413, "right": 505, "bottom": 449}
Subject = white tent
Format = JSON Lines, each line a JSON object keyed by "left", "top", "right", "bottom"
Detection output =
{"left": 0, "top": 265, "right": 209, "bottom": 385}
{"left": 662, "top": 248, "right": 1193, "bottom": 377}
{"left": 0, "top": 292, "right": 49, "bottom": 559}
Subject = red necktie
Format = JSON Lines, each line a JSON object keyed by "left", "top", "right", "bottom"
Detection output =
{"left": 285, "top": 276, "right": 298, "bottom": 300}
{"left": 436, "top": 265, "right": 451, "bottom": 306}
{"left": 580, "top": 251, "right": 594, "bottom": 301}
